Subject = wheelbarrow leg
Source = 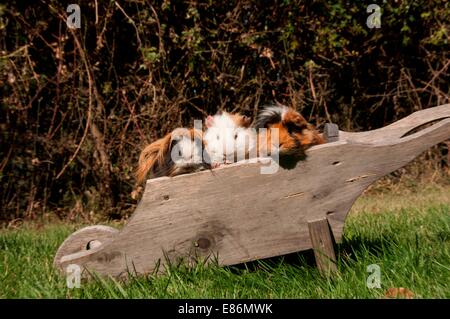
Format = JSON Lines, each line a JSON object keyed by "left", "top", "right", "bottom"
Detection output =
{"left": 308, "top": 218, "right": 338, "bottom": 276}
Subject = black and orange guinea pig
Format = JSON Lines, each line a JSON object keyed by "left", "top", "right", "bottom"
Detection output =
{"left": 253, "top": 105, "right": 325, "bottom": 161}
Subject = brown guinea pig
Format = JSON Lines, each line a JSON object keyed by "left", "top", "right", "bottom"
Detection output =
{"left": 135, "top": 128, "right": 211, "bottom": 184}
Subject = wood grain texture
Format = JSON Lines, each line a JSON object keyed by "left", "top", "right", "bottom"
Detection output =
{"left": 53, "top": 225, "right": 118, "bottom": 271}
{"left": 324, "top": 123, "right": 339, "bottom": 142}
{"left": 308, "top": 218, "right": 337, "bottom": 275}
{"left": 339, "top": 104, "right": 450, "bottom": 143}
{"left": 54, "top": 104, "right": 450, "bottom": 278}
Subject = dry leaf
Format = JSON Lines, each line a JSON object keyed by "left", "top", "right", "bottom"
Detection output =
{"left": 260, "top": 47, "right": 273, "bottom": 59}
{"left": 131, "top": 186, "right": 143, "bottom": 200}
{"left": 384, "top": 287, "right": 414, "bottom": 299}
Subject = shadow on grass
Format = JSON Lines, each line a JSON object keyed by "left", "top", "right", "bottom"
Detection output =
{"left": 224, "top": 234, "right": 395, "bottom": 274}
{"left": 337, "top": 235, "right": 394, "bottom": 261}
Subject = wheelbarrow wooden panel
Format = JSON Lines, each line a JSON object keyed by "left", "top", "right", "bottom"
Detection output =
{"left": 54, "top": 104, "right": 450, "bottom": 278}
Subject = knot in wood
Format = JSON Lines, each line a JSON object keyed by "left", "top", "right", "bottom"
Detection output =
{"left": 195, "top": 237, "right": 211, "bottom": 249}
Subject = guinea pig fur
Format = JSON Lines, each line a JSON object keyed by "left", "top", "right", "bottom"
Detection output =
{"left": 253, "top": 105, "right": 325, "bottom": 159}
{"left": 203, "top": 111, "right": 256, "bottom": 165}
{"left": 135, "top": 128, "right": 210, "bottom": 184}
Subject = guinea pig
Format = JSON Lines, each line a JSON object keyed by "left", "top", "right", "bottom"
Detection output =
{"left": 253, "top": 105, "right": 325, "bottom": 160}
{"left": 203, "top": 111, "right": 256, "bottom": 166}
{"left": 135, "top": 128, "right": 211, "bottom": 184}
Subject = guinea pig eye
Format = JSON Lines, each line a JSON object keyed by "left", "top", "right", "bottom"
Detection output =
{"left": 216, "top": 135, "right": 219, "bottom": 140}
{"left": 178, "top": 150, "right": 182, "bottom": 156}
{"left": 234, "top": 133, "right": 238, "bottom": 139}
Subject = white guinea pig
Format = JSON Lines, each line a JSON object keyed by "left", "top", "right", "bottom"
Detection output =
{"left": 169, "top": 128, "right": 209, "bottom": 174}
{"left": 204, "top": 111, "right": 256, "bottom": 165}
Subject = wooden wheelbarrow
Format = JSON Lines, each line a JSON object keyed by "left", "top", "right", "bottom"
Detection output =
{"left": 54, "top": 104, "right": 450, "bottom": 278}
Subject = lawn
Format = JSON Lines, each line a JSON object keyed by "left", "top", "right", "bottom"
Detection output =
{"left": 1, "top": 184, "right": 450, "bottom": 298}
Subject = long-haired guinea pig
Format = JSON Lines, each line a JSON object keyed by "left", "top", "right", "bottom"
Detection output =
{"left": 253, "top": 105, "right": 325, "bottom": 160}
{"left": 203, "top": 111, "right": 256, "bottom": 165}
{"left": 135, "top": 128, "right": 211, "bottom": 184}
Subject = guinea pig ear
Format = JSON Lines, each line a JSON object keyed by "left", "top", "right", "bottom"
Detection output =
{"left": 283, "top": 109, "right": 308, "bottom": 132}
{"left": 168, "top": 135, "right": 178, "bottom": 150}
{"left": 206, "top": 115, "right": 214, "bottom": 128}
{"left": 241, "top": 115, "right": 252, "bottom": 128}
{"left": 169, "top": 128, "right": 185, "bottom": 151}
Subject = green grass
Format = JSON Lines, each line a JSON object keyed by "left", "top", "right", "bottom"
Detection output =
{"left": 1, "top": 187, "right": 450, "bottom": 299}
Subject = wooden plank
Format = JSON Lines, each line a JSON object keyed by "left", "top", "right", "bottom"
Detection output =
{"left": 53, "top": 226, "right": 118, "bottom": 270}
{"left": 54, "top": 106, "right": 450, "bottom": 278}
{"left": 308, "top": 218, "right": 337, "bottom": 275}
{"left": 324, "top": 123, "right": 339, "bottom": 142}
{"left": 339, "top": 104, "right": 450, "bottom": 143}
